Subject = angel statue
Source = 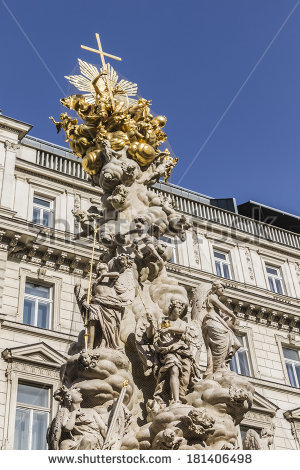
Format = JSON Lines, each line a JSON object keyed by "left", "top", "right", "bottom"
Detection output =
{"left": 47, "top": 385, "right": 106, "bottom": 450}
{"left": 192, "top": 281, "right": 241, "bottom": 379}
{"left": 136, "top": 295, "right": 202, "bottom": 410}
{"left": 74, "top": 254, "right": 136, "bottom": 350}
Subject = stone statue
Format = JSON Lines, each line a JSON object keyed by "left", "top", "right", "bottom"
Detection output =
{"left": 243, "top": 425, "right": 275, "bottom": 450}
{"left": 181, "top": 408, "right": 215, "bottom": 443}
{"left": 152, "top": 428, "right": 183, "bottom": 450}
{"left": 147, "top": 296, "right": 191, "bottom": 406}
{"left": 200, "top": 281, "right": 241, "bottom": 378}
{"left": 47, "top": 38, "right": 256, "bottom": 451}
{"left": 47, "top": 385, "right": 106, "bottom": 450}
{"left": 74, "top": 254, "right": 135, "bottom": 349}
{"left": 137, "top": 295, "right": 201, "bottom": 410}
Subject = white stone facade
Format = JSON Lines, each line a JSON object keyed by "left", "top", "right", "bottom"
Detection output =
{"left": 0, "top": 114, "right": 299, "bottom": 450}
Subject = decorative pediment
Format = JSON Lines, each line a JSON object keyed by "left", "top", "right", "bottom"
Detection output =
{"left": 1, "top": 342, "right": 67, "bottom": 368}
{"left": 251, "top": 392, "right": 279, "bottom": 416}
{"left": 242, "top": 392, "right": 278, "bottom": 427}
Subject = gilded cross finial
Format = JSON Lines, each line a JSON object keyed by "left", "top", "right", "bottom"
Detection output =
{"left": 81, "top": 33, "right": 122, "bottom": 109}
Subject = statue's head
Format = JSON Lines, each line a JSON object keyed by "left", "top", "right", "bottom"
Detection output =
{"left": 96, "top": 262, "right": 109, "bottom": 275}
{"left": 168, "top": 295, "right": 188, "bottom": 319}
{"left": 162, "top": 429, "right": 176, "bottom": 444}
{"left": 116, "top": 253, "right": 133, "bottom": 269}
{"left": 134, "top": 216, "right": 148, "bottom": 233}
{"left": 60, "top": 112, "right": 69, "bottom": 120}
{"left": 54, "top": 385, "right": 82, "bottom": 409}
{"left": 184, "top": 409, "right": 215, "bottom": 438}
{"left": 211, "top": 281, "right": 226, "bottom": 296}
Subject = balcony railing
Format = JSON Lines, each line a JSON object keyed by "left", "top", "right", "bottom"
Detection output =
{"left": 36, "top": 150, "right": 89, "bottom": 181}
{"left": 152, "top": 189, "right": 300, "bottom": 251}
{"left": 34, "top": 149, "right": 300, "bottom": 251}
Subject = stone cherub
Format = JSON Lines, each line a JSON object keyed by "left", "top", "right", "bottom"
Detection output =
{"left": 152, "top": 428, "right": 183, "bottom": 450}
{"left": 181, "top": 408, "right": 215, "bottom": 447}
{"left": 132, "top": 217, "right": 166, "bottom": 265}
{"left": 47, "top": 385, "right": 106, "bottom": 450}
{"left": 74, "top": 254, "right": 135, "bottom": 350}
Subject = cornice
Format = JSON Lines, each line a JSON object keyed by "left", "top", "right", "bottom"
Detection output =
{"left": 0, "top": 115, "right": 32, "bottom": 140}
{"left": 248, "top": 375, "right": 300, "bottom": 397}
{"left": 0, "top": 223, "right": 102, "bottom": 277}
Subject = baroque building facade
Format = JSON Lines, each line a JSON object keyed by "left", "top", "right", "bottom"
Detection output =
{"left": 0, "top": 112, "right": 299, "bottom": 450}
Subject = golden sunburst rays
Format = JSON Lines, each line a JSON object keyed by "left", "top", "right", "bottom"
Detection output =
{"left": 65, "top": 59, "right": 138, "bottom": 107}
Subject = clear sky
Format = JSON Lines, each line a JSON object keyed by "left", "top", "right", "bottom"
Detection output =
{"left": 0, "top": 0, "right": 299, "bottom": 214}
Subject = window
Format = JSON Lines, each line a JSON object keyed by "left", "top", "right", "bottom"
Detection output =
{"left": 159, "top": 236, "right": 178, "bottom": 264}
{"left": 265, "top": 265, "right": 284, "bottom": 294}
{"left": 214, "top": 250, "right": 231, "bottom": 279}
{"left": 32, "top": 196, "right": 53, "bottom": 227}
{"left": 14, "top": 382, "right": 50, "bottom": 450}
{"left": 23, "top": 282, "right": 52, "bottom": 329}
{"left": 230, "top": 335, "right": 251, "bottom": 376}
{"left": 283, "top": 347, "right": 300, "bottom": 388}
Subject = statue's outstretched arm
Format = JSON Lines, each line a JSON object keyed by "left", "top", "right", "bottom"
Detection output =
{"left": 146, "top": 316, "right": 155, "bottom": 339}
{"left": 97, "top": 272, "right": 120, "bottom": 283}
{"left": 165, "top": 324, "right": 186, "bottom": 334}
{"left": 92, "top": 72, "right": 106, "bottom": 97}
{"left": 211, "top": 296, "right": 235, "bottom": 320}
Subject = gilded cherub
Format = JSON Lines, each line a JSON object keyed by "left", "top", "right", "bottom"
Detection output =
{"left": 128, "top": 98, "right": 153, "bottom": 122}
{"left": 49, "top": 113, "right": 78, "bottom": 141}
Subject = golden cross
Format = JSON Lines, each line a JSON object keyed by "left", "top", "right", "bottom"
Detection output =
{"left": 81, "top": 33, "right": 122, "bottom": 108}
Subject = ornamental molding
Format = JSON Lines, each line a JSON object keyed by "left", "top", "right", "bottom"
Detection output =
{"left": 4, "top": 140, "right": 20, "bottom": 151}
{"left": 10, "top": 361, "right": 60, "bottom": 379}
{"left": 284, "top": 407, "right": 300, "bottom": 422}
{"left": 2, "top": 341, "right": 67, "bottom": 370}
{"left": 224, "top": 295, "right": 300, "bottom": 332}
{"left": 0, "top": 227, "right": 99, "bottom": 277}
{"left": 0, "top": 124, "right": 21, "bottom": 140}
{"left": 250, "top": 391, "right": 278, "bottom": 417}
{"left": 241, "top": 392, "right": 277, "bottom": 430}
{"left": 244, "top": 247, "right": 255, "bottom": 281}
{"left": 192, "top": 226, "right": 201, "bottom": 265}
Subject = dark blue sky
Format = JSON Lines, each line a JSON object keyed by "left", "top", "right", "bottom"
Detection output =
{"left": 1, "top": 1, "right": 299, "bottom": 214}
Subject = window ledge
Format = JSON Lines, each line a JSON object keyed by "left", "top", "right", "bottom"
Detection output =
{"left": 0, "top": 314, "right": 78, "bottom": 343}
